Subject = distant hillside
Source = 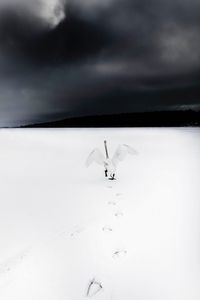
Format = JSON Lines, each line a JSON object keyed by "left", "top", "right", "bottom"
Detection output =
{"left": 24, "top": 110, "right": 200, "bottom": 128}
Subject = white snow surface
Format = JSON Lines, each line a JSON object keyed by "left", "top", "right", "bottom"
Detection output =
{"left": 0, "top": 128, "right": 200, "bottom": 300}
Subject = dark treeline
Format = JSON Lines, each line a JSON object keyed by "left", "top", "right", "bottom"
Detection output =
{"left": 23, "top": 110, "right": 200, "bottom": 128}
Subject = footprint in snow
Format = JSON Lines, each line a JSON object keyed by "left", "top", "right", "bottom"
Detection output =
{"left": 116, "top": 193, "right": 123, "bottom": 197}
{"left": 70, "top": 227, "right": 84, "bottom": 238}
{"left": 112, "top": 249, "right": 127, "bottom": 259}
{"left": 114, "top": 211, "right": 124, "bottom": 218}
{"left": 0, "top": 249, "right": 30, "bottom": 276}
{"left": 102, "top": 226, "right": 113, "bottom": 232}
{"left": 108, "top": 201, "right": 116, "bottom": 206}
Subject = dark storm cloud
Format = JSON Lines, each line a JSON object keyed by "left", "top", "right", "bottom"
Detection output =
{"left": 0, "top": 4, "right": 112, "bottom": 64}
{"left": 0, "top": 0, "right": 200, "bottom": 126}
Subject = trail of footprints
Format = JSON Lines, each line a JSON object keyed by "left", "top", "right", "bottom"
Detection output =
{"left": 105, "top": 187, "right": 127, "bottom": 259}
{"left": 86, "top": 186, "right": 127, "bottom": 297}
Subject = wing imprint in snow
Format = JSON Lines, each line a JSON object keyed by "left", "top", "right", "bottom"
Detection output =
{"left": 86, "top": 278, "right": 103, "bottom": 297}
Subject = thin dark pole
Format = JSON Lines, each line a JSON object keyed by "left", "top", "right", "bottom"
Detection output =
{"left": 104, "top": 140, "right": 109, "bottom": 159}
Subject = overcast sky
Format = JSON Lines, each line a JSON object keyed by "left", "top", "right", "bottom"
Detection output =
{"left": 0, "top": 0, "right": 200, "bottom": 126}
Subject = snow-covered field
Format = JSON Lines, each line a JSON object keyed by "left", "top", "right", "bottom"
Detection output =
{"left": 0, "top": 128, "right": 200, "bottom": 300}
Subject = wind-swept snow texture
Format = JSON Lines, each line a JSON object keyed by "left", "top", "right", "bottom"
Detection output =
{"left": 0, "top": 128, "right": 200, "bottom": 300}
